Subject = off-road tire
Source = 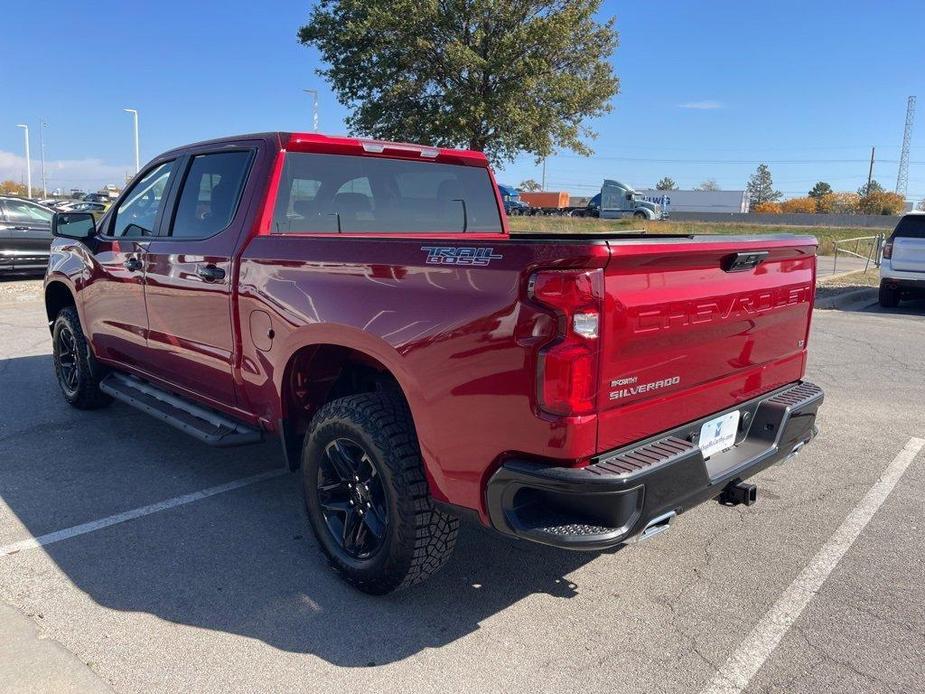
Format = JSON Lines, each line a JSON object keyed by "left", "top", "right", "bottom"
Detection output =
{"left": 879, "top": 281, "right": 900, "bottom": 308}
{"left": 301, "top": 391, "right": 458, "bottom": 594}
{"left": 633, "top": 210, "right": 647, "bottom": 219}
{"left": 52, "top": 306, "right": 112, "bottom": 409}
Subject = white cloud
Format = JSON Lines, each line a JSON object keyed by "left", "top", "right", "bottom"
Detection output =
{"left": 678, "top": 100, "right": 724, "bottom": 110}
{"left": 0, "top": 150, "right": 133, "bottom": 193}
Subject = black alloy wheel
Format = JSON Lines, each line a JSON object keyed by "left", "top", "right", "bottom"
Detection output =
{"left": 316, "top": 438, "right": 389, "bottom": 559}
{"left": 54, "top": 322, "right": 80, "bottom": 397}
{"left": 301, "top": 391, "right": 459, "bottom": 593}
{"left": 51, "top": 306, "right": 112, "bottom": 409}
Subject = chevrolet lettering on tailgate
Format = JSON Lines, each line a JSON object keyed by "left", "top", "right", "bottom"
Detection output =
{"left": 630, "top": 284, "right": 813, "bottom": 334}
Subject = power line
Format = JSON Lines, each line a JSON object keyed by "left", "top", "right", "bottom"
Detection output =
{"left": 547, "top": 154, "right": 923, "bottom": 164}
{"left": 508, "top": 144, "right": 917, "bottom": 158}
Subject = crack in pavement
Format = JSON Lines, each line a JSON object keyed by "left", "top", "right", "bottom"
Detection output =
{"left": 792, "top": 624, "right": 906, "bottom": 692}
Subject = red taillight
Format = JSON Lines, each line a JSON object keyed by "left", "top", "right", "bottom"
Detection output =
{"left": 530, "top": 269, "right": 603, "bottom": 416}
{"left": 883, "top": 241, "right": 893, "bottom": 260}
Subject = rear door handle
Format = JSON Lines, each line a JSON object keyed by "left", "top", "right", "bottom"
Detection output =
{"left": 124, "top": 257, "right": 143, "bottom": 272}
{"left": 197, "top": 264, "right": 226, "bottom": 282}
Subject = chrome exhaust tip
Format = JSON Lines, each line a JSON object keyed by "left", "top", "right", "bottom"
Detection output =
{"left": 778, "top": 438, "right": 808, "bottom": 466}
{"left": 631, "top": 510, "right": 677, "bottom": 543}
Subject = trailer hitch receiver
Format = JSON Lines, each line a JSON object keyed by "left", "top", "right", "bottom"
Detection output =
{"left": 719, "top": 480, "right": 757, "bottom": 506}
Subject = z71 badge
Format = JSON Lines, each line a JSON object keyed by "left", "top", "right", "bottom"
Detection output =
{"left": 421, "top": 246, "right": 503, "bottom": 266}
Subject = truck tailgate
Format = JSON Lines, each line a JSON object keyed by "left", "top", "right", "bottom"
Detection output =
{"left": 891, "top": 237, "right": 925, "bottom": 272}
{"left": 596, "top": 236, "right": 817, "bottom": 453}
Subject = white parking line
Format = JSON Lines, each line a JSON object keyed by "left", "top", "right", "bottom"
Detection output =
{"left": 0, "top": 469, "right": 289, "bottom": 558}
{"left": 702, "top": 436, "right": 925, "bottom": 694}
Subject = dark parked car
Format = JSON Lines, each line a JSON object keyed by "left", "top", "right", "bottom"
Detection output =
{"left": 83, "top": 192, "right": 113, "bottom": 204}
{"left": 0, "top": 196, "right": 54, "bottom": 274}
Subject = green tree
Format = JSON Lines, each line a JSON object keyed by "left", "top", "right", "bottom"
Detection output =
{"left": 655, "top": 176, "right": 678, "bottom": 190}
{"left": 857, "top": 179, "right": 884, "bottom": 197}
{"left": 695, "top": 179, "right": 720, "bottom": 191}
{"left": 746, "top": 164, "right": 781, "bottom": 207}
{"left": 519, "top": 179, "right": 542, "bottom": 191}
{"left": 299, "top": 0, "right": 619, "bottom": 165}
{"left": 808, "top": 181, "right": 832, "bottom": 199}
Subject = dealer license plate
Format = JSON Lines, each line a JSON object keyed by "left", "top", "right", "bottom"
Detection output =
{"left": 699, "top": 410, "right": 740, "bottom": 459}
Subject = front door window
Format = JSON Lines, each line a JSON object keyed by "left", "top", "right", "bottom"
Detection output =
{"left": 111, "top": 162, "right": 175, "bottom": 237}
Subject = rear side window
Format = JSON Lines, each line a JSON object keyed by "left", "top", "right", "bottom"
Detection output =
{"left": 893, "top": 215, "right": 925, "bottom": 239}
{"left": 272, "top": 153, "right": 502, "bottom": 234}
{"left": 170, "top": 151, "right": 252, "bottom": 239}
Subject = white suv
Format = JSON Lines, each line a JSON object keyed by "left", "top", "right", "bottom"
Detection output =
{"left": 880, "top": 213, "right": 925, "bottom": 307}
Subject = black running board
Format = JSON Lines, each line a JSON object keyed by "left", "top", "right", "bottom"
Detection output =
{"left": 100, "top": 372, "right": 263, "bottom": 447}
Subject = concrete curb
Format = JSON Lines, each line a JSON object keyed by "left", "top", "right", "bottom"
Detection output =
{"left": 0, "top": 602, "right": 113, "bottom": 693}
{"left": 815, "top": 287, "right": 878, "bottom": 311}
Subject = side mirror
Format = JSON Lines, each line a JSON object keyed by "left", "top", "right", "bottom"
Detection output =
{"left": 52, "top": 212, "right": 96, "bottom": 239}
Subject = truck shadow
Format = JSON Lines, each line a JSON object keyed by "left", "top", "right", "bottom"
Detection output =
{"left": 0, "top": 273, "right": 44, "bottom": 280}
{"left": 0, "top": 354, "right": 606, "bottom": 667}
{"left": 862, "top": 297, "right": 925, "bottom": 315}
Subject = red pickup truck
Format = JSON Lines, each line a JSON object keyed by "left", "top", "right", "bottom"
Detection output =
{"left": 45, "top": 132, "right": 823, "bottom": 593}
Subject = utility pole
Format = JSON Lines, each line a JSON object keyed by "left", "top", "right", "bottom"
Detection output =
{"left": 865, "top": 146, "right": 875, "bottom": 196}
{"left": 303, "top": 89, "right": 319, "bottom": 131}
{"left": 16, "top": 124, "right": 32, "bottom": 198}
{"left": 123, "top": 108, "right": 140, "bottom": 174}
{"left": 40, "top": 119, "right": 47, "bottom": 197}
{"left": 541, "top": 158, "right": 546, "bottom": 190}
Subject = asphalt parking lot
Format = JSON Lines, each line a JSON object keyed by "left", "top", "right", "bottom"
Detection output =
{"left": 1, "top": 280, "right": 923, "bottom": 693}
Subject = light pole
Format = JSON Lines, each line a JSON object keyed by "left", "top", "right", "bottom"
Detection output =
{"left": 123, "top": 108, "right": 140, "bottom": 174}
{"left": 40, "top": 119, "right": 47, "bottom": 197}
{"left": 16, "top": 124, "right": 32, "bottom": 198}
{"left": 303, "top": 89, "right": 319, "bottom": 131}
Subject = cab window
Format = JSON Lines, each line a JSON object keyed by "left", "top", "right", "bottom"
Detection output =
{"left": 893, "top": 215, "right": 925, "bottom": 239}
{"left": 272, "top": 153, "right": 502, "bottom": 234}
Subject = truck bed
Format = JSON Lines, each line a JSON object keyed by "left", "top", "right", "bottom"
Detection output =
{"left": 237, "top": 231, "right": 817, "bottom": 516}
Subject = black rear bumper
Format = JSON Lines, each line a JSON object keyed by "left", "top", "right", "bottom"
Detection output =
{"left": 882, "top": 277, "right": 925, "bottom": 293}
{"left": 486, "top": 381, "right": 823, "bottom": 550}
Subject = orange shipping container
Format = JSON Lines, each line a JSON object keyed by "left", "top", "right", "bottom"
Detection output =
{"left": 519, "top": 191, "right": 571, "bottom": 208}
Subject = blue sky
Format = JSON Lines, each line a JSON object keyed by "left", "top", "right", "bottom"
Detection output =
{"left": 1, "top": 0, "right": 923, "bottom": 200}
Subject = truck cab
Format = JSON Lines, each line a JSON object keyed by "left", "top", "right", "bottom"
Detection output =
{"left": 598, "top": 180, "right": 663, "bottom": 220}
{"left": 496, "top": 184, "right": 530, "bottom": 216}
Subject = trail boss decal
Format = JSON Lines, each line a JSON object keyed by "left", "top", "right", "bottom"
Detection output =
{"left": 421, "top": 246, "right": 503, "bottom": 266}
